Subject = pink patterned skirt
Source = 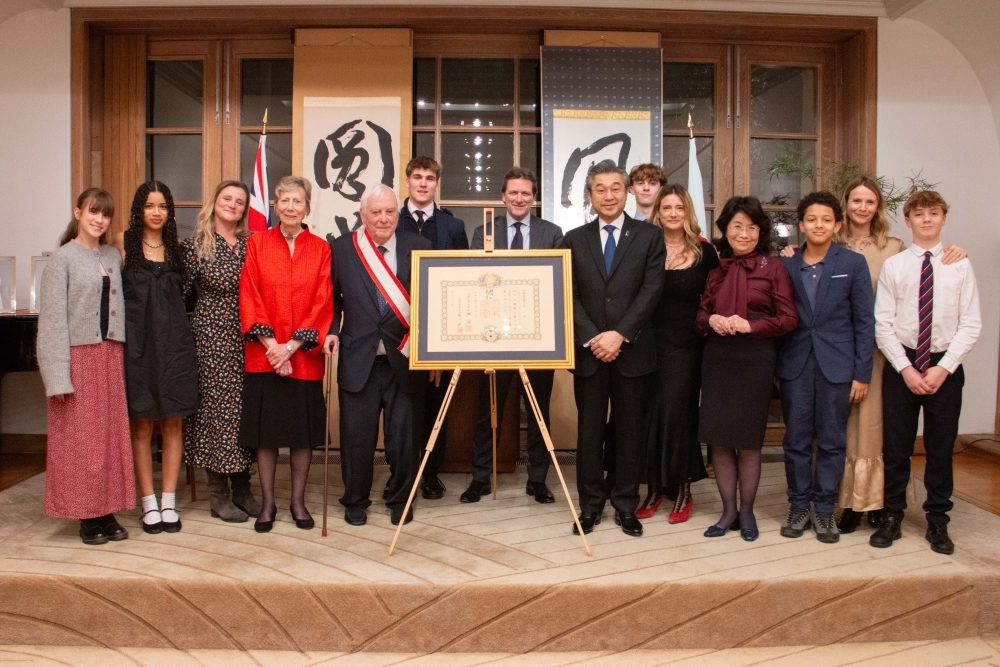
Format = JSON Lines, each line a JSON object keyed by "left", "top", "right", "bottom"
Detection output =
{"left": 45, "top": 341, "right": 136, "bottom": 519}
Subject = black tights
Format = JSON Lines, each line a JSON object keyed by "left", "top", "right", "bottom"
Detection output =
{"left": 255, "top": 448, "right": 313, "bottom": 522}
{"left": 710, "top": 446, "right": 762, "bottom": 533}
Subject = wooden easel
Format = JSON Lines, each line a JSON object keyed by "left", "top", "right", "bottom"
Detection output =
{"left": 387, "top": 210, "right": 591, "bottom": 558}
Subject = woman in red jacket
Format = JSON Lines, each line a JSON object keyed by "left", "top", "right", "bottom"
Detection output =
{"left": 239, "top": 175, "right": 332, "bottom": 533}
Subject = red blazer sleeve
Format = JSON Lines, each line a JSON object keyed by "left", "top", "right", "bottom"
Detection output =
{"left": 696, "top": 268, "right": 723, "bottom": 336}
{"left": 239, "top": 236, "right": 274, "bottom": 339}
{"left": 290, "top": 240, "right": 333, "bottom": 354}
{"left": 748, "top": 261, "right": 799, "bottom": 338}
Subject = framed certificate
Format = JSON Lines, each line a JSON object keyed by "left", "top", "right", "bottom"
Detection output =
{"left": 410, "top": 250, "right": 575, "bottom": 370}
{"left": 30, "top": 256, "right": 47, "bottom": 313}
{"left": 0, "top": 257, "right": 14, "bottom": 313}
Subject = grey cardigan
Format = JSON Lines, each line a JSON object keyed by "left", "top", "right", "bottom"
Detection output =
{"left": 36, "top": 241, "right": 125, "bottom": 397}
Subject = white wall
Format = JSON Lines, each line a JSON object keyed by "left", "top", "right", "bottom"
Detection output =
{"left": 0, "top": 8, "right": 71, "bottom": 435}
{"left": 877, "top": 15, "right": 1000, "bottom": 434}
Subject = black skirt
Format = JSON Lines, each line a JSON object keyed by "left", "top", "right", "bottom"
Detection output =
{"left": 238, "top": 372, "right": 326, "bottom": 450}
{"left": 698, "top": 334, "right": 777, "bottom": 451}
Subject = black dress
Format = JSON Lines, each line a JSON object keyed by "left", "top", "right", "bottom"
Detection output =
{"left": 644, "top": 241, "right": 718, "bottom": 492}
{"left": 123, "top": 255, "right": 199, "bottom": 420}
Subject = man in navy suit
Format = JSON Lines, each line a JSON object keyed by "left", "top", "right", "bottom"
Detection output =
{"left": 778, "top": 191, "right": 875, "bottom": 543}
{"left": 398, "top": 156, "right": 469, "bottom": 501}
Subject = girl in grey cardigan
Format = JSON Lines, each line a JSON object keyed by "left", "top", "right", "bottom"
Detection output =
{"left": 36, "top": 188, "right": 135, "bottom": 545}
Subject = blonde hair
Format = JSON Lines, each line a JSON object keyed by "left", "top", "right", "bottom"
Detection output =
{"left": 275, "top": 175, "right": 312, "bottom": 215}
{"left": 837, "top": 176, "right": 890, "bottom": 250}
{"left": 651, "top": 183, "right": 703, "bottom": 264}
{"left": 194, "top": 181, "right": 250, "bottom": 262}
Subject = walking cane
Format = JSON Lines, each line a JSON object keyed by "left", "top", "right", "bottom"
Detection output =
{"left": 321, "top": 352, "right": 334, "bottom": 537}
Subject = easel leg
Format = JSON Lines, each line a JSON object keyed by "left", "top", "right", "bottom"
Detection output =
{"left": 518, "top": 366, "right": 592, "bottom": 557}
{"left": 322, "top": 353, "right": 334, "bottom": 537}
{"left": 487, "top": 368, "right": 498, "bottom": 500}
{"left": 388, "top": 367, "right": 463, "bottom": 557}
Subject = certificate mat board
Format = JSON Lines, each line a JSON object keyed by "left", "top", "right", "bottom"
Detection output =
{"left": 409, "top": 251, "right": 574, "bottom": 370}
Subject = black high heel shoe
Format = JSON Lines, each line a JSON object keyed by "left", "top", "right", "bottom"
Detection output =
{"left": 254, "top": 504, "right": 277, "bottom": 533}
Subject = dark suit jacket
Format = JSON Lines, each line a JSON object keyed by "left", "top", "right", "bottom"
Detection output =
{"left": 470, "top": 212, "right": 564, "bottom": 250}
{"left": 563, "top": 215, "right": 666, "bottom": 378}
{"left": 778, "top": 243, "right": 875, "bottom": 384}
{"left": 330, "top": 228, "right": 432, "bottom": 393}
{"left": 398, "top": 199, "right": 469, "bottom": 250}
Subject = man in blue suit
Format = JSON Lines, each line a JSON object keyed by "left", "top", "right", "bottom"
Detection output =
{"left": 778, "top": 191, "right": 875, "bottom": 543}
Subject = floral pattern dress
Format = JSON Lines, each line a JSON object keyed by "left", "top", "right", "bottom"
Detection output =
{"left": 181, "top": 234, "right": 253, "bottom": 472}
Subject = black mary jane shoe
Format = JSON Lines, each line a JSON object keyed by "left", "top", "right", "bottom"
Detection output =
{"left": 141, "top": 510, "right": 164, "bottom": 535}
{"left": 79, "top": 518, "right": 109, "bottom": 545}
{"left": 254, "top": 505, "right": 277, "bottom": 533}
{"left": 99, "top": 514, "right": 129, "bottom": 541}
{"left": 160, "top": 508, "right": 182, "bottom": 534}
{"left": 292, "top": 507, "right": 315, "bottom": 530}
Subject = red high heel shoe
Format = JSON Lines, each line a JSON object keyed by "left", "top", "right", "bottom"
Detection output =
{"left": 668, "top": 484, "right": 693, "bottom": 524}
{"left": 636, "top": 489, "right": 664, "bottom": 519}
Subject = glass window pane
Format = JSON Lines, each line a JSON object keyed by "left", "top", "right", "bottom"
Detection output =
{"left": 241, "top": 59, "right": 293, "bottom": 127}
{"left": 769, "top": 210, "right": 800, "bottom": 248}
{"left": 175, "top": 207, "right": 199, "bottom": 240}
{"left": 413, "top": 132, "right": 434, "bottom": 160}
{"left": 145, "top": 134, "right": 203, "bottom": 202}
{"left": 240, "top": 132, "right": 292, "bottom": 205}
{"left": 663, "top": 63, "right": 714, "bottom": 132}
{"left": 147, "top": 61, "right": 204, "bottom": 128}
{"left": 663, "top": 136, "right": 714, "bottom": 206}
{"left": 413, "top": 58, "right": 436, "bottom": 127}
{"left": 441, "top": 59, "right": 514, "bottom": 127}
{"left": 750, "top": 66, "right": 816, "bottom": 134}
{"left": 440, "top": 133, "right": 514, "bottom": 200}
{"left": 519, "top": 133, "right": 541, "bottom": 188}
{"left": 751, "top": 138, "right": 816, "bottom": 207}
{"left": 519, "top": 59, "right": 541, "bottom": 127}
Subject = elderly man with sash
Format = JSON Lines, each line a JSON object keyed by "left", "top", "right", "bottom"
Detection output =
{"left": 324, "top": 184, "right": 434, "bottom": 527}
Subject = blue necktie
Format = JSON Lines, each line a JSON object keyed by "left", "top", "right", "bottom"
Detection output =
{"left": 510, "top": 222, "right": 523, "bottom": 250}
{"left": 376, "top": 246, "right": 388, "bottom": 314}
{"left": 603, "top": 225, "right": 617, "bottom": 274}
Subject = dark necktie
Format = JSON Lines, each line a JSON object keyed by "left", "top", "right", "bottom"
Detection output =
{"left": 414, "top": 210, "right": 426, "bottom": 232}
{"left": 510, "top": 222, "right": 524, "bottom": 250}
{"left": 376, "top": 246, "right": 388, "bottom": 314}
{"left": 603, "top": 225, "right": 617, "bottom": 274}
{"left": 915, "top": 251, "right": 933, "bottom": 372}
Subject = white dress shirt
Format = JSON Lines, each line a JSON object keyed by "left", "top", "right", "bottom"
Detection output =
{"left": 374, "top": 233, "right": 398, "bottom": 355}
{"left": 407, "top": 200, "right": 434, "bottom": 221}
{"left": 599, "top": 213, "right": 625, "bottom": 247}
{"left": 506, "top": 213, "right": 530, "bottom": 250}
{"left": 875, "top": 242, "right": 981, "bottom": 374}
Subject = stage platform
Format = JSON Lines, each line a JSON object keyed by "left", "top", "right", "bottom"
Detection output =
{"left": 1, "top": 460, "right": 998, "bottom": 653}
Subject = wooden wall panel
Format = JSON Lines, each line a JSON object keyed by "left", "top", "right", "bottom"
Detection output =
{"left": 102, "top": 34, "right": 146, "bottom": 237}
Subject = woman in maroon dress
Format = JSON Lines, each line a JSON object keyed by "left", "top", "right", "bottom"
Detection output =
{"left": 696, "top": 196, "right": 797, "bottom": 542}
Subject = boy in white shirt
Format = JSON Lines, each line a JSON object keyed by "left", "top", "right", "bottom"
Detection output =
{"left": 872, "top": 191, "right": 981, "bottom": 555}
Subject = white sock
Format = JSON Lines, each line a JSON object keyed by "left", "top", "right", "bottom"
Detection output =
{"left": 141, "top": 494, "right": 161, "bottom": 525}
{"left": 160, "top": 492, "right": 178, "bottom": 523}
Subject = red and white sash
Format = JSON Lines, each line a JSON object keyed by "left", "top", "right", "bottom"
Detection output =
{"left": 353, "top": 229, "right": 411, "bottom": 357}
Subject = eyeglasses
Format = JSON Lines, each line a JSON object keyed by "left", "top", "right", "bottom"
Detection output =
{"left": 729, "top": 224, "right": 760, "bottom": 236}
{"left": 593, "top": 185, "right": 625, "bottom": 197}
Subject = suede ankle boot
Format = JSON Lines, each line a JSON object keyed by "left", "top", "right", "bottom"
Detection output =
{"left": 230, "top": 469, "right": 262, "bottom": 517}
{"left": 206, "top": 469, "right": 249, "bottom": 523}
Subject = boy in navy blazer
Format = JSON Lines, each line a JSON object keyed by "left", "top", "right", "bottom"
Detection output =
{"left": 778, "top": 191, "right": 875, "bottom": 543}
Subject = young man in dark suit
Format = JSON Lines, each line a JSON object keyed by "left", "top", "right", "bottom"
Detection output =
{"left": 461, "top": 167, "right": 565, "bottom": 504}
{"left": 778, "top": 191, "right": 875, "bottom": 543}
{"left": 324, "top": 184, "right": 437, "bottom": 527}
{"left": 398, "top": 156, "right": 469, "bottom": 501}
{"left": 563, "top": 159, "right": 666, "bottom": 537}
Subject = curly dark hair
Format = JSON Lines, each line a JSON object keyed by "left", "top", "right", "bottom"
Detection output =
{"left": 797, "top": 190, "right": 844, "bottom": 222}
{"left": 714, "top": 195, "right": 775, "bottom": 258}
{"left": 123, "top": 181, "right": 182, "bottom": 271}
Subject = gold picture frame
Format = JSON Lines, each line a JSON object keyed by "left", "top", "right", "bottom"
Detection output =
{"left": 409, "top": 249, "right": 575, "bottom": 371}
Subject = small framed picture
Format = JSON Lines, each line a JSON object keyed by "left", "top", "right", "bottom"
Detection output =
{"left": 30, "top": 256, "right": 48, "bottom": 313}
{"left": 0, "top": 257, "right": 14, "bottom": 313}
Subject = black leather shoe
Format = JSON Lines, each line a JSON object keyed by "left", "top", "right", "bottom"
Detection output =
{"left": 98, "top": 514, "right": 128, "bottom": 541}
{"left": 837, "top": 508, "right": 863, "bottom": 534}
{"left": 390, "top": 507, "right": 413, "bottom": 526}
{"left": 292, "top": 507, "right": 315, "bottom": 530}
{"left": 79, "top": 518, "right": 109, "bottom": 545}
{"left": 926, "top": 523, "right": 954, "bottom": 555}
{"left": 421, "top": 475, "right": 446, "bottom": 500}
{"left": 704, "top": 518, "right": 740, "bottom": 538}
{"left": 573, "top": 511, "right": 602, "bottom": 535}
{"left": 614, "top": 512, "right": 643, "bottom": 537}
{"left": 869, "top": 515, "right": 902, "bottom": 548}
{"left": 460, "top": 480, "right": 490, "bottom": 503}
{"left": 867, "top": 509, "right": 884, "bottom": 528}
{"left": 254, "top": 505, "right": 277, "bottom": 533}
{"left": 344, "top": 506, "right": 367, "bottom": 526}
{"left": 526, "top": 481, "right": 555, "bottom": 504}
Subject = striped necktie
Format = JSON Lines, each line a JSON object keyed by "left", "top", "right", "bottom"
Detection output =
{"left": 915, "top": 251, "right": 933, "bottom": 372}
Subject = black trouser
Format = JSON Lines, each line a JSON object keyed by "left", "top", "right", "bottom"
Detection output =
{"left": 574, "top": 363, "right": 647, "bottom": 515}
{"left": 339, "top": 358, "right": 424, "bottom": 512}
{"left": 882, "top": 348, "right": 964, "bottom": 525}
{"left": 422, "top": 369, "right": 452, "bottom": 477}
{"left": 471, "top": 369, "right": 554, "bottom": 485}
